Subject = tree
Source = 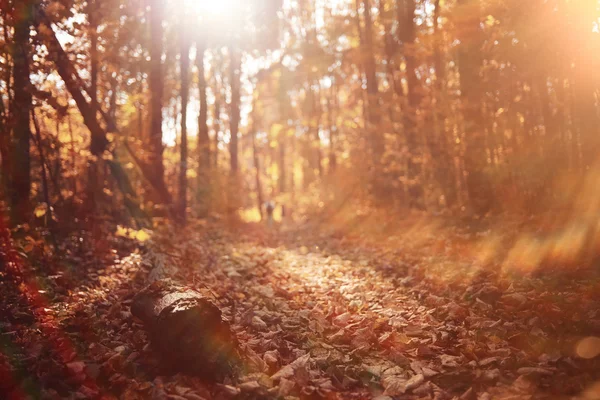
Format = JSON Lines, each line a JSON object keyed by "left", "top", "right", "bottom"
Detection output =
{"left": 196, "top": 41, "right": 210, "bottom": 216}
{"left": 178, "top": 12, "right": 191, "bottom": 223}
{"left": 3, "top": 0, "right": 599, "bottom": 231}
{"left": 229, "top": 46, "right": 241, "bottom": 176}
{"left": 148, "top": 0, "right": 171, "bottom": 206}
{"left": 33, "top": 6, "right": 148, "bottom": 227}
{"left": 358, "top": 0, "right": 385, "bottom": 192}
{"left": 455, "top": 0, "right": 493, "bottom": 214}
{"left": 9, "top": 0, "right": 34, "bottom": 224}
{"left": 430, "top": 0, "right": 457, "bottom": 207}
{"left": 85, "top": 0, "right": 107, "bottom": 213}
{"left": 1, "top": 6, "right": 12, "bottom": 200}
{"left": 397, "top": 0, "right": 424, "bottom": 207}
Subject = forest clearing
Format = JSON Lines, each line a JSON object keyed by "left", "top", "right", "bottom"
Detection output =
{"left": 1, "top": 0, "right": 600, "bottom": 398}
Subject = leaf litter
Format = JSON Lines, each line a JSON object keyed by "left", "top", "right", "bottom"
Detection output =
{"left": 1, "top": 220, "right": 600, "bottom": 399}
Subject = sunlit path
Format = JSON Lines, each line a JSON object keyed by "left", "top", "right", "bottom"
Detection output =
{"left": 146, "top": 221, "right": 600, "bottom": 399}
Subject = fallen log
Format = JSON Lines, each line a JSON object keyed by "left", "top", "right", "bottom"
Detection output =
{"left": 131, "top": 280, "right": 240, "bottom": 378}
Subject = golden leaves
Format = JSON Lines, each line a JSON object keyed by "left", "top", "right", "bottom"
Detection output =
{"left": 34, "top": 203, "right": 48, "bottom": 218}
{"left": 115, "top": 226, "right": 151, "bottom": 242}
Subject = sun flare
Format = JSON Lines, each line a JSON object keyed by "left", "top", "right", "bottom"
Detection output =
{"left": 182, "top": 0, "right": 236, "bottom": 17}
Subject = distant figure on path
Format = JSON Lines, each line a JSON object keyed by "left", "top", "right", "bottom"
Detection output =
{"left": 265, "top": 201, "right": 275, "bottom": 226}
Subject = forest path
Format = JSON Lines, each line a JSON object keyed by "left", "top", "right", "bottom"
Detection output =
{"left": 3, "top": 220, "right": 600, "bottom": 400}
{"left": 158, "top": 220, "right": 600, "bottom": 399}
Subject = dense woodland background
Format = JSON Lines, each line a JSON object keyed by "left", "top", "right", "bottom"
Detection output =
{"left": 1, "top": 0, "right": 600, "bottom": 228}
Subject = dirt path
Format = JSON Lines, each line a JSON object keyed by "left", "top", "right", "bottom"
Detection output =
{"left": 2, "top": 221, "right": 600, "bottom": 399}
{"left": 162, "top": 222, "right": 600, "bottom": 399}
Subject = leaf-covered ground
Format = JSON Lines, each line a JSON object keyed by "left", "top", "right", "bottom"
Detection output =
{"left": 2, "top": 218, "right": 600, "bottom": 399}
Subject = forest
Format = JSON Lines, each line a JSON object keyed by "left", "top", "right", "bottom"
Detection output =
{"left": 1, "top": 0, "right": 600, "bottom": 399}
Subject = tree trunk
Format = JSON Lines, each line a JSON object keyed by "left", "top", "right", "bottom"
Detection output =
{"left": 456, "top": 0, "right": 493, "bottom": 214}
{"left": 327, "top": 85, "right": 336, "bottom": 174}
{"left": 148, "top": 0, "right": 171, "bottom": 206}
{"left": 213, "top": 96, "right": 221, "bottom": 169}
{"left": 34, "top": 9, "right": 149, "bottom": 227}
{"left": 34, "top": 11, "right": 107, "bottom": 161}
{"left": 211, "top": 55, "right": 224, "bottom": 169}
{"left": 251, "top": 128, "right": 264, "bottom": 221}
{"left": 178, "top": 22, "right": 191, "bottom": 223}
{"left": 554, "top": 78, "right": 573, "bottom": 170}
{"left": 197, "top": 44, "right": 210, "bottom": 172}
{"left": 379, "top": 0, "right": 403, "bottom": 100}
{"left": 31, "top": 110, "right": 54, "bottom": 231}
{"left": 88, "top": 0, "right": 104, "bottom": 156}
{"left": 67, "top": 114, "right": 77, "bottom": 197}
{"left": 86, "top": 0, "right": 104, "bottom": 233}
{"left": 397, "top": 0, "right": 424, "bottom": 207}
{"left": 303, "top": 84, "right": 319, "bottom": 187}
{"left": 1, "top": 9, "right": 11, "bottom": 201}
{"left": 278, "top": 134, "right": 286, "bottom": 211}
{"left": 10, "top": 0, "right": 34, "bottom": 224}
{"left": 197, "top": 42, "right": 211, "bottom": 216}
{"left": 0, "top": 85, "right": 9, "bottom": 201}
{"left": 278, "top": 125, "right": 287, "bottom": 193}
{"left": 574, "top": 74, "right": 600, "bottom": 171}
{"left": 359, "top": 0, "right": 385, "bottom": 188}
{"left": 431, "top": 0, "right": 457, "bottom": 207}
{"left": 314, "top": 82, "right": 323, "bottom": 178}
{"left": 569, "top": 0, "right": 599, "bottom": 171}
{"left": 229, "top": 47, "right": 241, "bottom": 175}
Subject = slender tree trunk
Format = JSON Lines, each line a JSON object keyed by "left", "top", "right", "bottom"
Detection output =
{"left": 327, "top": 83, "right": 337, "bottom": 174}
{"left": 87, "top": 0, "right": 104, "bottom": 223}
{"left": 178, "top": 22, "right": 191, "bottom": 223}
{"left": 574, "top": 75, "right": 600, "bottom": 171}
{"left": 88, "top": 1, "right": 103, "bottom": 155}
{"left": 431, "top": 0, "right": 457, "bottom": 207}
{"left": 196, "top": 42, "right": 211, "bottom": 216}
{"left": 213, "top": 96, "right": 221, "bottom": 169}
{"left": 535, "top": 74, "right": 564, "bottom": 170}
{"left": 279, "top": 134, "right": 286, "bottom": 194}
{"left": 397, "top": 0, "right": 423, "bottom": 207}
{"left": 226, "top": 47, "right": 242, "bottom": 216}
{"left": 197, "top": 43, "right": 210, "bottom": 171}
{"left": 1, "top": 9, "right": 12, "bottom": 199}
{"left": 359, "top": 0, "right": 385, "bottom": 188}
{"left": 303, "top": 83, "right": 319, "bottom": 187}
{"left": 252, "top": 128, "right": 264, "bottom": 221}
{"left": 31, "top": 110, "right": 54, "bottom": 231}
{"left": 567, "top": 84, "right": 581, "bottom": 170}
{"left": 68, "top": 113, "right": 77, "bottom": 197}
{"left": 40, "top": 117, "right": 62, "bottom": 203}
{"left": 379, "top": 0, "right": 403, "bottom": 159}
{"left": 211, "top": 55, "right": 224, "bottom": 169}
{"left": 0, "top": 93, "right": 9, "bottom": 200}
{"left": 569, "top": 0, "right": 599, "bottom": 171}
{"left": 229, "top": 47, "right": 241, "bottom": 175}
{"left": 379, "top": 0, "right": 402, "bottom": 100}
{"left": 148, "top": 0, "right": 171, "bottom": 206}
{"left": 555, "top": 78, "right": 572, "bottom": 169}
{"left": 53, "top": 119, "right": 63, "bottom": 200}
{"left": 315, "top": 82, "right": 323, "bottom": 178}
{"left": 10, "top": 0, "right": 34, "bottom": 224}
{"left": 456, "top": 0, "right": 493, "bottom": 214}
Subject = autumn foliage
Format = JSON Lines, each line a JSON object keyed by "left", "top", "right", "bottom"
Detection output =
{"left": 1, "top": 0, "right": 600, "bottom": 398}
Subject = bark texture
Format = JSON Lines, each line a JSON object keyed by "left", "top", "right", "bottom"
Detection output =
{"left": 131, "top": 280, "right": 240, "bottom": 378}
